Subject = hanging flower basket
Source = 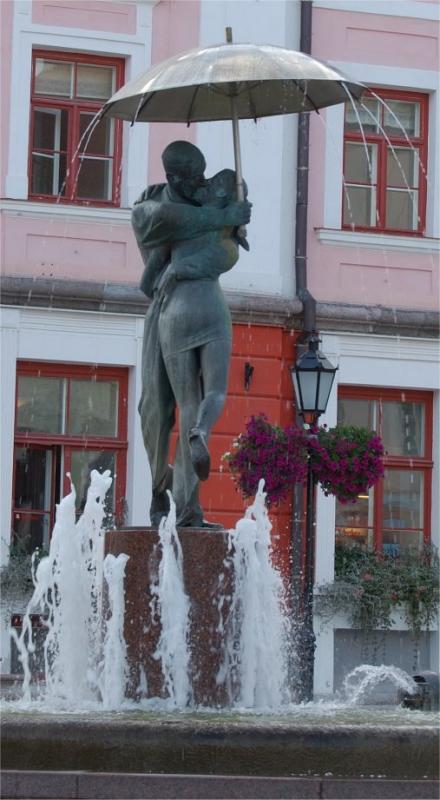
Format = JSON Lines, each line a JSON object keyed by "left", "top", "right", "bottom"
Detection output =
{"left": 223, "top": 415, "right": 384, "bottom": 508}
{"left": 222, "top": 413, "right": 309, "bottom": 507}
{"left": 308, "top": 425, "right": 385, "bottom": 504}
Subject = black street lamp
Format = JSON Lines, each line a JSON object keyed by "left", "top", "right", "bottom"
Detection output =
{"left": 291, "top": 333, "right": 337, "bottom": 702}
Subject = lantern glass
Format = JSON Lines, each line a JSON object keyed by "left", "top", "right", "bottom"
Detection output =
{"left": 297, "top": 369, "right": 319, "bottom": 412}
{"left": 317, "top": 369, "right": 336, "bottom": 413}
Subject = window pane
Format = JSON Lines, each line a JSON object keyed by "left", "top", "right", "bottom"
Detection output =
{"left": 345, "top": 97, "right": 380, "bottom": 134}
{"left": 14, "top": 447, "right": 52, "bottom": 510}
{"left": 80, "top": 114, "right": 114, "bottom": 156}
{"left": 33, "top": 108, "right": 68, "bottom": 151}
{"left": 383, "top": 100, "right": 420, "bottom": 137}
{"left": 35, "top": 59, "right": 73, "bottom": 97}
{"left": 338, "top": 398, "right": 375, "bottom": 428}
{"left": 69, "top": 380, "right": 118, "bottom": 437}
{"left": 386, "top": 188, "right": 418, "bottom": 230}
{"left": 17, "top": 376, "right": 65, "bottom": 434}
{"left": 77, "top": 64, "right": 115, "bottom": 100}
{"left": 345, "top": 142, "right": 377, "bottom": 184}
{"left": 387, "top": 147, "right": 418, "bottom": 188}
{"left": 383, "top": 469, "right": 423, "bottom": 530}
{"left": 382, "top": 530, "right": 423, "bottom": 555}
{"left": 336, "top": 491, "right": 374, "bottom": 550}
{"left": 71, "top": 450, "right": 115, "bottom": 515}
{"left": 76, "top": 158, "right": 113, "bottom": 200}
{"left": 31, "top": 152, "right": 67, "bottom": 196}
{"left": 343, "top": 185, "right": 376, "bottom": 228}
{"left": 12, "top": 513, "right": 51, "bottom": 554}
{"left": 382, "top": 401, "right": 424, "bottom": 456}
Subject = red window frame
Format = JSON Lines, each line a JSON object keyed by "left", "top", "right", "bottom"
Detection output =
{"left": 29, "top": 50, "right": 124, "bottom": 207}
{"left": 342, "top": 88, "right": 429, "bottom": 236}
{"left": 13, "top": 361, "right": 128, "bottom": 542}
{"left": 337, "top": 386, "right": 433, "bottom": 551}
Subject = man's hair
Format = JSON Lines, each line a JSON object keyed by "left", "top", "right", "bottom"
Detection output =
{"left": 162, "top": 140, "right": 206, "bottom": 177}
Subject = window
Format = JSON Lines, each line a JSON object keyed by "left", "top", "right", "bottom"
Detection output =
{"left": 335, "top": 388, "right": 433, "bottom": 554}
{"left": 13, "top": 362, "right": 128, "bottom": 553}
{"left": 342, "top": 89, "right": 428, "bottom": 234}
{"left": 29, "top": 51, "right": 124, "bottom": 205}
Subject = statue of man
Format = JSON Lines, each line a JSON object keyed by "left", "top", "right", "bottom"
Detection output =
{"left": 132, "top": 141, "right": 251, "bottom": 527}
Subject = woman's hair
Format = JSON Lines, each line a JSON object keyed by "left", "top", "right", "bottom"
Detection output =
{"left": 209, "top": 169, "right": 248, "bottom": 206}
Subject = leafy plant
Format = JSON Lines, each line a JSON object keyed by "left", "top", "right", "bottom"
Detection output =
{"left": 309, "top": 425, "right": 384, "bottom": 504}
{"left": 223, "top": 414, "right": 384, "bottom": 508}
{"left": 316, "top": 543, "right": 439, "bottom": 636}
{"left": 223, "top": 413, "right": 309, "bottom": 506}
{"left": 0, "top": 537, "right": 47, "bottom": 604}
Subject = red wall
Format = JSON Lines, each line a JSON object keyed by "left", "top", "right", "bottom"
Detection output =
{"left": 199, "top": 322, "right": 298, "bottom": 576}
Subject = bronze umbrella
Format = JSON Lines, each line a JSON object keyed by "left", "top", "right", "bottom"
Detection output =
{"left": 101, "top": 30, "right": 364, "bottom": 201}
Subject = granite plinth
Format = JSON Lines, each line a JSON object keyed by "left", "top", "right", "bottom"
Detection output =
{"left": 104, "top": 526, "right": 232, "bottom": 707}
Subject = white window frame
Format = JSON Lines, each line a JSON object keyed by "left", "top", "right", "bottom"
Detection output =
{"left": 316, "top": 62, "right": 439, "bottom": 250}
{"left": 6, "top": 0, "right": 156, "bottom": 209}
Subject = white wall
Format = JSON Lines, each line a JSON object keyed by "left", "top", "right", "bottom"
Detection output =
{"left": 314, "top": 331, "right": 440, "bottom": 696}
{"left": 197, "top": 0, "right": 300, "bottom": 298}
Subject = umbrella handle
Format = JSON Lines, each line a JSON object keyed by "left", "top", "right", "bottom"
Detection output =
{"left": 230, "top": 93, "right": 249, "bottom": 249}
{"left": 230, "top": 95, "right": 245, "bottom": 202}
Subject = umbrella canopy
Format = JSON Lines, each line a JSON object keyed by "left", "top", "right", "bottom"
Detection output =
{"left": 102, "top": 41, "right": 364, "bottom": 124}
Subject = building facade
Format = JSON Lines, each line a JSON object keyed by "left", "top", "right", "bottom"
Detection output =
{"left": 1, "top": 0, "right": 438, "bottom": 694}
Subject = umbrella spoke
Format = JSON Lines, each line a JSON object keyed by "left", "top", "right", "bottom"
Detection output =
{"left": 186, "top": 85, "right": 200, "bottom": 126}
{"left": 294, "top": 80, "right": 320, "bottom": 113}
{"left": 131, "top": 92, "right": 153, "bottom": 126}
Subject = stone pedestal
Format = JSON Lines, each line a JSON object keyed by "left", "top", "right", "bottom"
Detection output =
{"left": 104, "top": 527, "right": 232, "bottom": 707}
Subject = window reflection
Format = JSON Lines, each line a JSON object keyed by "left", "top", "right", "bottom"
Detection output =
{"left": 17, "top": 376, "right": 65, "bottom": 434}
{"left": 381, "top": 401, "right": 424, "bottom": 456}
{"left": 336, "top": 491, "right": 374, "bottom": 550}
{"left": 69, "top": 380, "right": 118, "bottom": 437}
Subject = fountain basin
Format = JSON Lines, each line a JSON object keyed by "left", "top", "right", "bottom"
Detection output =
{"left": 1, "top": 709, "right": 438, "bottom": 780}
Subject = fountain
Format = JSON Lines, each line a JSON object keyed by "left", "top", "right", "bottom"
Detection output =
{"left": 2, "top": 473, "right": 439, "bottom": 795}
{"left": 1, "top": 33, "right": 439, "bottom": 799}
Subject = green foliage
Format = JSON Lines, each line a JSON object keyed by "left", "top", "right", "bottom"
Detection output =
{"left": 224, "top": 415, "right": 384, "bottom": 507}
{"left": 0, "top": 537, "right": 47, "bottom": 603}
{"left": 316, "top": 543, "right": 439, "bottom": 636}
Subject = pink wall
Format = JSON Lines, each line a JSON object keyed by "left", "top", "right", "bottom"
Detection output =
{"left": 307, "top": 6, "right": 439, "bottom": 312}
{"left": 32, "top": 0, "right": 137, "bottom": 34}
{"left": 148, "top": 0, "right": 200, "bottom": 184}
{"left": 312, "top": 8, "right": 438, "bottom": 71}
{"left": 0, "top": 1, "right": 13, "bottom": 197}
{"left": 1, "top": 214, "right": 143, "bottom": 285}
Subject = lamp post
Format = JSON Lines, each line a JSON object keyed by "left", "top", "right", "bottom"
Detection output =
{"left": 291, "top": 333, "right": 337, "bottom": 702}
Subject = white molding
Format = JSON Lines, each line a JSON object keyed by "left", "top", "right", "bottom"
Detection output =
{"left": 313, "top": 1, "right": 440, "bottom": 21}
{"left": 320, "top": 332, "right": 440, "bottom": 393}
{"left": 0, "top": 199, "right": 132, "bottom": 225}
{"left": 328, "top": 62, "right": 439, "bottom": 93}
{"left": 315, "top": 228, "right": 440, "bottom": 254}
{"left": 315, "top": 606, "right": 438, "bottom": 632}
{"left": 6, "top": 1, "right": 153, "bottom": 206}
{"left": 320, "top": 63, "right": 439, "bottom": 239}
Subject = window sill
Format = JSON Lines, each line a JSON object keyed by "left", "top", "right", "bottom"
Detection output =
{"left": 315, "top": 228, "right": 439, "bottom": 255}
{"left": 0, "top": 199, "right": 132, "bottom": 225}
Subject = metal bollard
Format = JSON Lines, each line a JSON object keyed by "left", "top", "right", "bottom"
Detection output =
{"left": 398, "top": 671, "right": 439, "bottom": 711}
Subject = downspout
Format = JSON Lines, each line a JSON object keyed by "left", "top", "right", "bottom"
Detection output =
{"left": 290, "top": 0, "right": 315, "bottom": 699}
{"left": 295, "top": 0, "right": 316, "bottom": 336}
